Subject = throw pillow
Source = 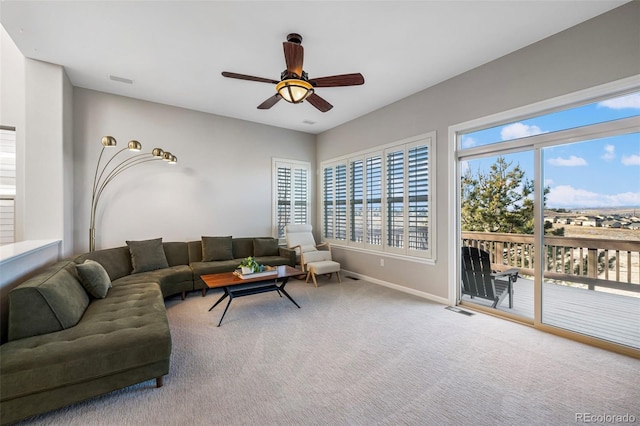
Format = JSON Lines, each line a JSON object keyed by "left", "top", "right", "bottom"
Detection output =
{"left": 126, "top": 237, "right": 169, "bottom": 274}
{"left": 253, "top": 238, "right": 279, "bottom": 257}
{"left": 202, "top": 236, "right": 234, "bottom": 261}
{"left": 76, "top": 259, "right": 111, "bottom": 298}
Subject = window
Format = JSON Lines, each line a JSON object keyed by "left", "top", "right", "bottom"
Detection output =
{"left": 0, "top": 126, "right": 16, "bottom": 245}
{"left": 322, "top": 132, "right": 434, "bottom": 259}
{"left": 273, "top": 159, "right": 310, "bottom": 240}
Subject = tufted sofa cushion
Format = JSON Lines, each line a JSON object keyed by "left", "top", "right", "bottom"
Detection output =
{"left": 7, "top": 261, "right": 90, "bottom": 341}
{"left": 112, "top": 265, "right": 193, "bottom": 298}
{"left": 0, "top": 281, "right": 171, "bottom": 402}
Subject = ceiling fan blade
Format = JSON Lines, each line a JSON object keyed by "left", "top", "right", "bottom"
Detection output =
{"left": 306, "top": 93, "right": 333, "bottom": 112}
{"left": 310, "top": 73, "right": 365, "bottom": 87}
{"left": 257, "top": 94, "right": 282, "bottom": 110}
{"left": 283, "top": 42, "right": 304, "bottom": 78}
{"left": 222, "top": 71, "right": 279, "bottom": 84}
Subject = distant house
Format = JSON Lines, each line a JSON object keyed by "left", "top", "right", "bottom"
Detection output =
{"left": 601, "top": 220, "right": 621, "bottom": 228}
{"left": 628, "top": 223, "right": 640, "bottom": 230}
{"left": 581, "top": 216, "right": 601, "bottom": 227}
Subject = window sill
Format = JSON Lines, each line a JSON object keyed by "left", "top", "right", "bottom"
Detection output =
{"left": 329, "top": 243, "right": 436, "bottom": 266}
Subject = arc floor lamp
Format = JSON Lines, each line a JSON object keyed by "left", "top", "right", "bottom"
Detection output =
{"left": 90, "top": 136, "right": 177, "bottom": 252}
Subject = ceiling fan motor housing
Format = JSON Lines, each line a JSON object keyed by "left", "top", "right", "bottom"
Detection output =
{"left": 286, "top": 33, "right": 303, "bottom": 44}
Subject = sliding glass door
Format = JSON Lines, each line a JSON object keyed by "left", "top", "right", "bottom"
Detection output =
{"left": 459, "top": 151, "right": 535, "bottom": 320}
{"left": 541, "top": 135, "right": 640, "bottom": 348}
{"left": 455, "top": 88, "right": 640, "bottom": 352}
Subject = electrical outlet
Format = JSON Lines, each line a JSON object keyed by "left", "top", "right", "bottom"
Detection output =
{"left": 380, "top": 258, "right": 384, "bottom": 267}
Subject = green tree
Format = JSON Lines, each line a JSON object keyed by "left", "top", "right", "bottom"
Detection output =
{"left": 461, "top": 157, "right": 534, "bottom": 234}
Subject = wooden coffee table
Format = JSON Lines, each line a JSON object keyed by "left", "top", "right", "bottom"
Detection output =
{"left": 201, "top": 265, "right": 302, "bottom": 326}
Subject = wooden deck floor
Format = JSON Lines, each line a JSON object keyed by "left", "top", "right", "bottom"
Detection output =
{"left": 460, "top": 277, "right": 640, "bottom": 349}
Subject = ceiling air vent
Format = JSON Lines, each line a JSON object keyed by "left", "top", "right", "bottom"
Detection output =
{"left": 109, "top": 75, "right": 133, "bottom": 84}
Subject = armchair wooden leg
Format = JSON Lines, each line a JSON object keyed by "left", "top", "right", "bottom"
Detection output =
{"left": 337, "top": 271, "right": 342, "bottom": 283}
{"left": 305, "top": 271, "right": 311, "bottom": 283}
{"left": 311, "top": 273, "right": 318, "bottom": 287}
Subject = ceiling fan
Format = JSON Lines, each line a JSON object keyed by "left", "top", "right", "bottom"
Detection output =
{"left": 221, "top": 33, "right": 364, "bottom": 113}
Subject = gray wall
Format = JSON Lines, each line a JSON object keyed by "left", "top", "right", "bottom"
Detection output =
{"left": 316, "top": 2, "right": 640, "bottom": 300}
{"left": 73, "top": 88, "right": 316, "bottom": 253}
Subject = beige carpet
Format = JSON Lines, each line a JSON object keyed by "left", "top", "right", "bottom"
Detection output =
{"left": 17, "top": 277, "right": 640, "bottom": 425}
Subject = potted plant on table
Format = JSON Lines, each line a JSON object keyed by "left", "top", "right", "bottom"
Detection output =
{"left": 238, "top": 256, "right": 262, "bottom": 275}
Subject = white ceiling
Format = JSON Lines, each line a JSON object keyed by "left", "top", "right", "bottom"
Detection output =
{"left": 1, "top": 1, "right": 628, "bottom": 134}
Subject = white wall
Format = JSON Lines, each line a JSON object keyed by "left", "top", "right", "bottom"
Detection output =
{"left": 23, "top": 59, "right": 73, "bottom": 255}
{"left": 73, "top": 88, "right": 316, "bottom": 253}
{"left": 316, "top": 3, "right": 640, "bottom": 300}
{"left": 0, "top": 26, "right": 25, "bottom": 242}
{"left": 1, "top": 27, "right": 73, "bottom": 255}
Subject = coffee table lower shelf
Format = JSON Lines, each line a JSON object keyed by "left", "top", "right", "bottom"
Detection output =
{"left": 202, "top": 266, "right": 302, "bottom": 326}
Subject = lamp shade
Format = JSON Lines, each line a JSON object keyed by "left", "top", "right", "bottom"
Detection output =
{"left": 101, "top": 136, "right": 117, "bottom": 147}
{"left": 276, "top": 79, "right": 314, "bottom": 103}
{"left": 128, "top": 140, "right": 142, "bottom": 151}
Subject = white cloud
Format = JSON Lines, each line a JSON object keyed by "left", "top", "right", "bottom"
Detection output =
{"left": 500, "top": 122, "right": 544, "bottom": 140}
{"left": 598, "top": 93, "right": 640, "bottom": 110}
{"left": 547, "top": 185, "right": 640, "bottom": 208}
{"left": 621, "top": 154, "right": 640, "bottom": 166}
{"left": 601, "top": 144, "right": 615, "bottom": 161}
{"left": 461, "top": 136, "right": 477, "bottom": 148}
{"left": 547, "top": 155, "right": 588, "bottom": 167}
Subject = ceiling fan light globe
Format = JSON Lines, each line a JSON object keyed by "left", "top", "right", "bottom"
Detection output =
{"left": 276, "top": 79, "right": 313, "bottom": 104}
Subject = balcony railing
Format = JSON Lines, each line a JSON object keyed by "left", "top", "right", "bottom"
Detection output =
{"left": 462, "top": 231, "right": 640, "bottom": 295}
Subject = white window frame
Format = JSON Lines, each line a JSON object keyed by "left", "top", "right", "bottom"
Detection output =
{"left": 321, "top": 132, "right": 435, "bottom": 261}
{"left": 272, "top": 158, "right": 311, "bottom": 242}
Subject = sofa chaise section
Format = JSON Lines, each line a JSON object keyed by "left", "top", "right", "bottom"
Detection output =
{"left": 0, "top": 261, "right": 171, "bottom": 425}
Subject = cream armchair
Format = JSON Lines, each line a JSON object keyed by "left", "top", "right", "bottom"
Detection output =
{"left": 285, "top": 224, "right": 341, "bottom": 287}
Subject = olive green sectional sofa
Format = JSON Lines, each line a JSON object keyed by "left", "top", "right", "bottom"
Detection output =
{"left": 0, "top": 236, "right": 294, "bottom": 425}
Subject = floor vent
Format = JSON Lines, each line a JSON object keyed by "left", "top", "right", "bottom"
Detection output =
{"left": 445, "top": 306, "right": 474, "bottom": 316}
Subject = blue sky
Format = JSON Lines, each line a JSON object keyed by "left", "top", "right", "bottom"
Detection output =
{"left": 461, "top": 92, "right": 640, "bottom": 209}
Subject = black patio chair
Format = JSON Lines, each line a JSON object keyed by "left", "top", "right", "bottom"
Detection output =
{"left": 461, "top": 246, "right": 519, "bottom": 309}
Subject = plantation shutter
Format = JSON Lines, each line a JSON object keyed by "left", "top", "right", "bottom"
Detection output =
{"left": 350, "top": 159, "right": 364, "bottom": 244}
{"left": 386, "top": 149, "right": 404, "bottom": 249}
{"left": 366, "top": 155, "right": 382, "bottom": 246}
{"left": 408, "top": 144, "right": 429, "bottom": 251}
{"left": 275, "top": 160, "right": 309, "bottom": 239}
{"left": 323, "top": 166, "right": 334, "bottom": 239}
{"left": 335, "top": 164, "right": 347, "bottom": 241}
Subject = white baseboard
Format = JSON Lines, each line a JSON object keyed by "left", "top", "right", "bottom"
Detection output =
{"left": 340, "top": 269, "right": 450, "bottom": 305}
